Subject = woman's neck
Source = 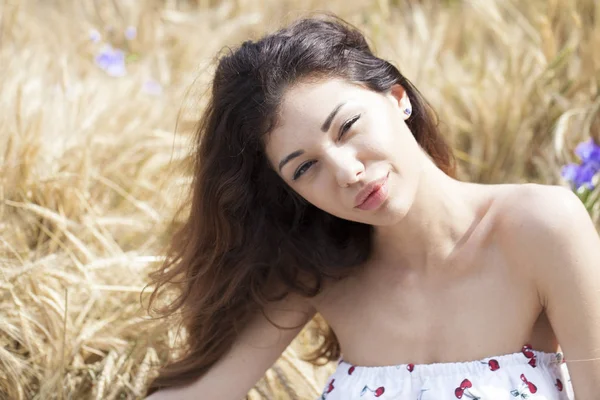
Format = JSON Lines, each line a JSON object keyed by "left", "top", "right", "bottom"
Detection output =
{"left": 370, "top": 163, "right": 490, "bottom": 274}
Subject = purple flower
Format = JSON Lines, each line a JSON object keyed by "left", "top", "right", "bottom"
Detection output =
{"left": 575, "top": 139, "right": 600, "bottom": 163}
{"left": 562, "top": 139, "right": 600, "bottom": 190}
{"left": 561, "top": 163, "right": 580, "bottom": 182}
{"left": 562, "top": 161, "right": 600, "bottom": 190}
{"left": 95, "top": 45, "right": 126, "bottom": 77}
{"left": 125, "top": 26, "right": 137, "bottom": 40}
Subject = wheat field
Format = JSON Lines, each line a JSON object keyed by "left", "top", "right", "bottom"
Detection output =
{"left": 1, "top": 0, "right": 599, "bottom": 399}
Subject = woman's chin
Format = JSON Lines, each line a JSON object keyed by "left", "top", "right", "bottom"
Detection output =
{"left": 367, "top": 196, "right": 412, "bottom": 226}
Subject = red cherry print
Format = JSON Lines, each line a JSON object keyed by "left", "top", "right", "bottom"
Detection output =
{"left": 521, "top": 344, "right": 537, "bottom": 367}
{"left": 528, "top": 382, "right": 538, "bottom": 393}
{"left": 520, "top": 374, "right": 537, "bottom": 394}
{"left": 361, "top": 385, "right": 385, "bottom": 397}
{"left": 488, "top": 359, "right": 500, "bottom": 371}
{"left": 327, "top": 379, "right": 335, "bottom": 393}
{"left": 522, "top": 344, "right": 534, "bottom": 359}
{"left": 455, "top": 378, "right": 473, "bottom": 398}
{"left": 455, "top": 387, "right": 464, "bottom": 399}
{"left": 348, "top": 366, "right": 355, "bottom": 375}
{"left": 555, "top": 378, "right": 564, "bottom": 391}
{"left": 407, "top": 363, "right": 415, "bottom": 372}
{"left": 528, "top": 357, "right": 537, "bottom": 368}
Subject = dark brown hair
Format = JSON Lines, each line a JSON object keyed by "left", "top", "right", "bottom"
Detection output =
{"left": 144, "top": 14, "right": 455, "bottom": 395}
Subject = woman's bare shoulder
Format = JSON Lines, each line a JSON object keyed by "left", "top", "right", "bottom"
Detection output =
{"left": 491, "top": 183, "right": 580, "bottom": 231}
{"left": 489, "top": 182, "right": 588, "bottom": 266}
{"left": 487, "top": 187, "right": 600, "bottom": 395}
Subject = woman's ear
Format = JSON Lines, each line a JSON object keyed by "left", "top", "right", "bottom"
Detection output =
{"left": 389, "top": 84, "right": 412, "bottom": 120}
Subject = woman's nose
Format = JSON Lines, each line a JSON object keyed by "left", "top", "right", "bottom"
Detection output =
{"left": 326, "top": 149, "right": 364, "bottom": 187}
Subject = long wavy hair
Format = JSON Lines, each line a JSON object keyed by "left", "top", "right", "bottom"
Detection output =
{"left": 144, "top": 14, "right": 455, "bottom": 395}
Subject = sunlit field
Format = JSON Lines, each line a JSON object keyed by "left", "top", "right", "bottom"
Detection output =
{"left": 1, "top": 0, "right": 599, "bottom": 398}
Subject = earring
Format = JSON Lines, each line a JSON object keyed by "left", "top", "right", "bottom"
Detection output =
{"left": 404, "top": 107, "right": 412, "bottom": 116}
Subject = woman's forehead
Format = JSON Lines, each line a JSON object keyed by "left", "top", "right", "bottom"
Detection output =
{"left": 277, "top": 79, "right": 365, "bottom": 128}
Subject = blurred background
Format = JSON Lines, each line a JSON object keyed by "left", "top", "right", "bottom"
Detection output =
{"left": 1, "top": 0, "right": 599, "bottom": 398}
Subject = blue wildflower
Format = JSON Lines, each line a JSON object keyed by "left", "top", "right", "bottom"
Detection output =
{"left": 125, "top": 26, "right": 137, "bottom": 40}
{"left": 579, "top": 162, "right": 600, "bottom": 188}
{"left": 561, "top": 163, "right": 579, "bottom": 182}
{"left": 562, "top": 163, "right": 599, "bottom": 190}
{"left": 94, "top": 45, "right": 126, "bottom": 77}
{"left": 575, "top": 139, "right": 600, "bottom": 163}
{"left": 562, "top": 139, "right": 600, "bottom": 190}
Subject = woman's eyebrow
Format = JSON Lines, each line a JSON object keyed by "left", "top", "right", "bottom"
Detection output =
{"left": 321, "top": 101, "right": 347, "bottom": 132}
{"left": 278, "top": 149, "right": 305, "bottom": 172}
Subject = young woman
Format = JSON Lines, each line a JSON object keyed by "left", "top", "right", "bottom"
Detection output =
{"left": 144, "top": 15, "right": 600, "bottom": 399}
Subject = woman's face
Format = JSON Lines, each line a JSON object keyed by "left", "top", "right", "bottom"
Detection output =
{"left": 265, "top": 77, "right": 424, "bottom": 226}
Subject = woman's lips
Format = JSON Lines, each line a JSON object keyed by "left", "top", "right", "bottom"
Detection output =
{"left": 354, "top": 174, "right": 389, "bottom": 211}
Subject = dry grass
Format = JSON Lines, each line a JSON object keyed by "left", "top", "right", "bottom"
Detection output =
{"left": 0, "top": 0, "right": 599, "bottom": 398}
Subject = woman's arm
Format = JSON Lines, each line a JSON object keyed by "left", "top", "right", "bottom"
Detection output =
{"left": 146, "top": 293, "right": 316, "bottom": 400}
{"left": 504, "top": 184, "right": 600, "bottom": 398}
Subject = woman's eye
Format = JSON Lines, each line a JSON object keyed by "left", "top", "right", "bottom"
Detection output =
{"left": 338, "top": 114, "right": 361, "bottom": 140}
{"left": 293, "top": 160, "right": 316, "bottom": 181}
{"left": 291, "top": 114, "right": 361, "bottom": 181}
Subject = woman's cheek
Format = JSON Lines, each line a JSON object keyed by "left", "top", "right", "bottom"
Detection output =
{"left": 359, "top": 133, "right": 391, "bottom": 158}
{"left": 305, "top": 180, "right": 335, "bottom": 211}
{"left": 366, "top": 118, "right": 397, "bottom": 150}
